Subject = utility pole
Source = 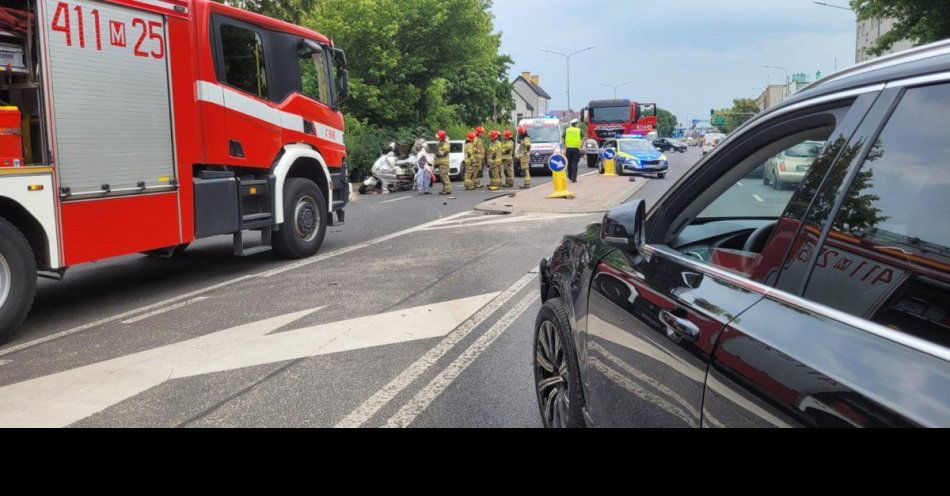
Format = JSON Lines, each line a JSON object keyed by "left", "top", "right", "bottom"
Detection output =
{"left": 541, "top": 45, "right": 596, "bottom": 112}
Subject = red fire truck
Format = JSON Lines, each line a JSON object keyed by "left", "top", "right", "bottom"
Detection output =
{"left": 581, "top": 99, "right": 658, "bottom": 144}
{"left": 0, "top": 0, "right": 351, "bottom": 341}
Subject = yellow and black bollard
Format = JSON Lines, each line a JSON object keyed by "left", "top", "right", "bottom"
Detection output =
{"left": 602, "top": 147, "right": 617, "bottom": 176}
{"left": 546, "top": 153, "right": 575, "bottom": 199}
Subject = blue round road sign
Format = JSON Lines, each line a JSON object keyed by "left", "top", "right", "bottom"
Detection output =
{"left": 548, "top": 153, "right": 567, "bottom": 173}
{"left": 602, "top": 147, "right": 616, "bottom": 160}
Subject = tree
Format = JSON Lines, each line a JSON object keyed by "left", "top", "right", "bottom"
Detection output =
{"left": 712, "top": 98, "right": 759, "bottom": 134}
{"left": 851, "top": 0, "right": 950, "bottom": 57}
{"left": 654, "top": 108, "right": 678, "bottom": 137}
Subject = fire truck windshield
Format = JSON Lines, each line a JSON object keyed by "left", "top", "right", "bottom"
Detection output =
{"left": 590, "top": 106, "right": 629, "bottom": 123}
{"left": 527, "top": 126, "right": 561, "bottom": 143}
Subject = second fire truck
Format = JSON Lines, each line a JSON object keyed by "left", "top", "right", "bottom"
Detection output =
{"left": 0, "top": 0, "right": 351, "bottom": 341}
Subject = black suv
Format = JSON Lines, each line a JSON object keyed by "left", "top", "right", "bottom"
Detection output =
{"left": 653, "top": 138, "right": 687, "bottom": 153}
{"left": 535, "top": 40, "right": 950, "bottom": 428}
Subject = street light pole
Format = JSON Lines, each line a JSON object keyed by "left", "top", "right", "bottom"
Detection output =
{"left": 600, "top": 81, "right": 633, "bottom": 99}
{"left": 761, "top": 64, "right": 790, "bottom": 97}
{"left": 542, "top": 45, "right": 596, "bottom": 112}
{"left": 813, "top": 1, "right": 852, "bottom": 11}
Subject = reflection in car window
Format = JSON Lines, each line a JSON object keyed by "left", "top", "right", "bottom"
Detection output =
{"left": 803, "top": 83, "right": 950, "bottom": 346}
{"left": 299, "top": 46, "right": 331, "bottom": 104}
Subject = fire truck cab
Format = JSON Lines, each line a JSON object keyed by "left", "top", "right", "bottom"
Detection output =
{"left": 0, "top": 0, "right": 350, "bottom": 342}
{"left": 581, "top": 99, "right": 657, "bottom": 144}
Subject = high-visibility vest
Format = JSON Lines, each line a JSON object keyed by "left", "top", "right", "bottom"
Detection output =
{"left": 565, "top": 126, "right": 581, "bottom": 149}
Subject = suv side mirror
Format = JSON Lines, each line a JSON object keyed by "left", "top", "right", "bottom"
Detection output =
{"left": 601, "top": 199, "right": 647, "bottom": 254}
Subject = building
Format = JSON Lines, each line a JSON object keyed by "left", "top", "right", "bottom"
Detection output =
{"left": 548, "top": 109, "right": 581, "bottom": 123}
{"left": 856, "top": 17, "right": 914, "bottom": 63}
{"left": 511, "top": 72, "right": 551, "bottom": 124}
{"left": 757, "top": 84, "right": 787, "bottom": 110}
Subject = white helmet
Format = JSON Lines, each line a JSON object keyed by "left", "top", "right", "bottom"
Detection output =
{"left": 570, "top": 118, "right": 579, "bottom": 125}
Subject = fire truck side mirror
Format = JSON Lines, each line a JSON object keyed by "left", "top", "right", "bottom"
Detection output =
{"left": 335, "top": 69, "right": 350, "bottom": 109}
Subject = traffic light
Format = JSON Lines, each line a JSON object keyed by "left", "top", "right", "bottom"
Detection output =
{"left": 710, "top": 108, "right": 715, "bottom": 116}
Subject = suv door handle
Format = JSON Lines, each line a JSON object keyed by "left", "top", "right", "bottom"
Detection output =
{"left": 659, "top": 310, "right": 700, "bottom": 341}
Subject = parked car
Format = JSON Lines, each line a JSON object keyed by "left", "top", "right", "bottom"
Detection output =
{"left": 534, "top": 39, "right": 950, "bottom": 428}
{"left": 653, "top": 138, "right": 687, "bottom": 153}
{"left": 424, "top": 140, "right": 465, "bottom": 180}
{"left": 763, "top": 140, "right": 824, "bottom": 190}
{"left": 601, "top": 137, "right": 668, "bottom": 179}
{"left": 702, "top": 132, "right": 725, "bottom": 155}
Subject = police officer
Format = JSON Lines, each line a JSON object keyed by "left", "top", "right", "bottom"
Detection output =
{"left": 487, "top": 130, "right": 503, "bottom": 191}
{"left": 463, "top": 132, "right": 478, "bottom": 190}
{"left": 435, "top": 130, "right": 452, "bottom": 195}
{"left": 501, "top": 129, "right": 515, "bottom": 188}
{"left": 517, "top": 126, "right": 532, "bottom": 189}
{"left": 471, "top": 126, "right": 486, "bottom": 189}
{"left": 563, "top": 118, "right": 582, "bottom": 182}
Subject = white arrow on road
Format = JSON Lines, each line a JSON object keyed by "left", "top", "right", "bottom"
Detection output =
{"left": 0, "top": 292, "right": 498, "bottom": 427}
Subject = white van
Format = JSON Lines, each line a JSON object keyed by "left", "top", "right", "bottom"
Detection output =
{"left": 517, "top": 117, "right": 564, "bottom": 173}
{"left": 702, "top": 133, "right": 726, "bottom": 155}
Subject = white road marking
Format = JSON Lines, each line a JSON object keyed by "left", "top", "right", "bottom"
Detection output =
{"left": 421, "top": 213, "right": 585, "bottom": 232}
{"left": 0, "top": 293, "right": 497, "bottom": 427}
{"left": 379, "top": 196, "right": 413, "bottom": 204}
{"left": 0, "top": 360, "right": 11, "bottom": 367}
{"left": 753, "top": 194, "right": 764, "bottom": 203}
{"left": 737, "top": 182, "right": 744, "bottom": 187}
{"left": 121, "top": 297, "right": 210, "bottom": 324}
{"left": 336, "top": 272, "right": 538, "bottom": 428}
{"left": 0, "top": 211, "right": 472, "bottom": 357}
{"left": 384, "top": 290, "right": 539, "bottom": 428}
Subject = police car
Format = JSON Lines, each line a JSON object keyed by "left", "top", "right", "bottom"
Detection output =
{"left": 601, "top": 135, "right": 669, "bottom": 178}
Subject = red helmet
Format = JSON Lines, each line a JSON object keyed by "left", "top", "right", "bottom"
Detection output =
{"left": 503, "top": 130, "right": 513, "bottom": 139}
{"left": 488, "top": 130, "right": 500, "bottom": 139}
{"left": 475, "top": 126, "right": 485, "bottom": 137}
{"left": 518, "top": 127, "right": 527, "bottom": 136}
{"left": 466, "top": 132, "right": 476, "bottom": 141}
{"left": 436, "top": 130, "right": 447, "bottom": 140}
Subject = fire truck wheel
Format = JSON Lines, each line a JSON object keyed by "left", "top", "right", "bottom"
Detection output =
{"left": 0, "top": 218, "right": 37, "bottom": 344}
{"left": 274, "top": 178, "right": 327, "bottom": 259}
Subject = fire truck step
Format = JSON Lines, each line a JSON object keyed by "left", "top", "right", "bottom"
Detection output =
{"left": 233, "top": 227, "right": 272, "bottom": 257}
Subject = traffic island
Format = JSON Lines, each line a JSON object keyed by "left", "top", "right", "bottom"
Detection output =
{"left": 475, "top": 172, "right": 648, "bottom": 214}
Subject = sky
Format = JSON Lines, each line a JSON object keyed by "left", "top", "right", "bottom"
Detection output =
{"left": 490, "top": 0, "right": 857, "bottom": 126}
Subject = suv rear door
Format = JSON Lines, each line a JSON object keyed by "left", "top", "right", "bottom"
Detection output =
{"left": 704, "top": 80, "right": 950, "bottom": 427}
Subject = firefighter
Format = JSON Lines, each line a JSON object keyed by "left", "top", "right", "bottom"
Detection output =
{"left": 517, "top": 126, "right": 532, "bottom": 189}
{"left": 487, "top": 130, "right": 503, "bottom": 191}
{"left": 463, "top": 132, "right": 478, "bottom": 190}
{"left": 501, "top": 129, "right": 516, "bottom": 188}
{"left": 472, "top": 126, "right": 486, "bottom": 188}
{"left": 435, "top": 130, "right": 452, "bottom": 195}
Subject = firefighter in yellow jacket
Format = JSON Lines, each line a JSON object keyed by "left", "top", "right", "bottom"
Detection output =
{"left": 471, "top": 126, "right": 486, "bottom": 188}
{"left": 435, "top": 130, "right": 452, "bottom": 195}
{"left": 487, "top": 130, "right": 503, "bottom": 191}
{"left": 517, "top": 126, "right": 532, "bottom": 189}
{"left": 463, "top": 132, "right": 478, "bottom": 190}
{"left": 501, "top": 129, "right": 516, "bottom": 188}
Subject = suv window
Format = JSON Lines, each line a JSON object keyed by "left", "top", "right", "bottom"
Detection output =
{"left": 668, "top": 104, "right": 858, "bottom": 286}
{"left": 220, "top": 24, "right": 269, "bottom": 98}
{"left": 802, "top": 83, "right": 950, "bottom": 346}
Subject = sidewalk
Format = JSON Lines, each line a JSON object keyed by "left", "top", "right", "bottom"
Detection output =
{"left": 475, "top": 172, "right": 648, "bottom": 214}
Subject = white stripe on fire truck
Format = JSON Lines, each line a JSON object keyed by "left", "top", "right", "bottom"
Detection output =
{"left": 196, "top": 81, "right": 345, "bottom": 146}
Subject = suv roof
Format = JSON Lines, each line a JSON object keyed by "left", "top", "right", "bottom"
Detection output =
{"left": 772, "top": 39, "right": 950, "bottom": 113}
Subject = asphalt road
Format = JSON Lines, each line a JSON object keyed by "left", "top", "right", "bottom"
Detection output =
{"left": 0, "top": 150, "right": 696, "bottom": 427}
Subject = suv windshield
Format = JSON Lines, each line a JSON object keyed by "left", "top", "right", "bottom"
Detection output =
{"left": 590, "top": 106, "right": 629, "bottom": 123}
{"left": 527, "top": 126, "right": 561, "bottom": 143}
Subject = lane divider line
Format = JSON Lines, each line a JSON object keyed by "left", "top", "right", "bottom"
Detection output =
{"left": 120, "top": 297, "right": 211, "bottom": 325}
{"left": 335, "top": 272, "right": 538, "bottom": 428}
{"left": 383, "top": 290, "right": 540, "bottom": 428}
{"left": 0, "top": 211, "right": 473, "bottom": 358}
